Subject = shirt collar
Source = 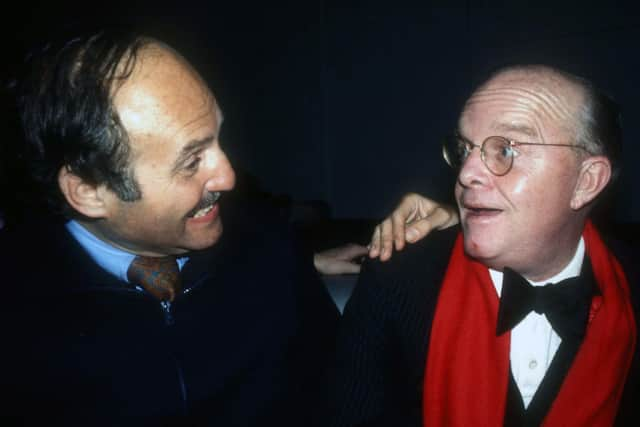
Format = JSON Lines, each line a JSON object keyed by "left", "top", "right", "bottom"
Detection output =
{"left": 65, "top": 220, "right": 188, "bottom": 283}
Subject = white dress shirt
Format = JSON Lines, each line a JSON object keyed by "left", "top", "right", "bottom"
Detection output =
{"left": 489, "top": 238, "right": 585, "bottom": 408}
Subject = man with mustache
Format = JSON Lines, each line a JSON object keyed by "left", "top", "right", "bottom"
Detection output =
{"left": 1, "top": 29, "right": 451, "bottom": 425}
{"left": 328, "top": 65, "right": 639, "bottom": 426}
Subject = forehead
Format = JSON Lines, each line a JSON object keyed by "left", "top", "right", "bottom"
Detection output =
{"left": 459, "top": 68, "right": 584, "bottom": 140}
{"left": 112, "top": 43, "right": 221, "bottom": 150}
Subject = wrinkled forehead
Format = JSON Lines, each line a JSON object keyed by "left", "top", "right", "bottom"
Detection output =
{"left": 459, "top": 69, "right": 584, "bottom": 140}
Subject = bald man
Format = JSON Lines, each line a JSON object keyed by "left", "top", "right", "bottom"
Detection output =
{"left": 328, "top": 65, "right": 639, "bottom": 426}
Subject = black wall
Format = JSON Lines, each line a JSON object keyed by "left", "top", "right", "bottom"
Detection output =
{"left": 3, "top": 0, "right": 639, "bottom": 221}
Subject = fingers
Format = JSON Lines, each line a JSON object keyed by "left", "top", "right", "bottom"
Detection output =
{"left": 403, "top": 217, "right": 435, "bottom": 244}
{"left": 369, "top": 218, "right": 393, "bottom": 261}
{"left": 337, "top": 243, "right": 368, "bottom": 260}
{"left": 417, "top": 205, "right": 459, "bottom": 233}
{"left": 314, "top": 243, "right": 368, "bottom": 275}
{"left": 443, "top": 205, "right": 460, "bottom": 228}
{"left": 313, "top": 253, "right": 362, "bottom": 275}
{"left": 404, "top": 192, "right": 435, "bottom": 218}
{"left": 378, "top": 218, "right": 395, "bottom": 261}
{"left": 317, "top": 243, "right": 367, "bottom": 260}
{"left": 390, "top": 210, "right": 408, "bottom": 252}
{"left": 390, "top": 192, "right": 434, "bottom": 251}
{"left": 369, "top": 194, "right": 419, "bottom": 261}
{"left": 368, "top": 198, "right": 418, "bottom": 261}
{"left": 403, "top": 206, "right": 458, "bottom": 243}
{"left": 368, "top": 221, "right": 393, "bottom": 261}
{"left": 369, "top": 193, "right": 460, "bottom": 261}
{"left": 368, "top": 220, "right": 398, "bottom": 261}
{"left": 368, "top": 222, "right": 388, "bottom": 259}
{"left": 433, "top": 205, "right": 459, "bottom": 229}
{"left": 368, "top": 225, "right": 381, "bottom": 258}
{"left": 332, "top": 261, "right": 361, "bottom": 275}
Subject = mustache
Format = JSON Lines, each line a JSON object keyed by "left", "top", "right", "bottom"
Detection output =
{"left": 187, "top": 191, "right": 221, "bottom": 217}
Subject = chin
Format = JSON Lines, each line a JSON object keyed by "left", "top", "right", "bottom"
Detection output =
{"left": 185, "top": 226, "right": 223, "bottom": 251}
{"left": 462, "top": 230, "right": 502, "bottom": 263}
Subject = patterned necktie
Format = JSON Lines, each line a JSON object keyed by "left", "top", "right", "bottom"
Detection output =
{"left": 496, "top": 266, "right": 593, "bottom": 341}
{"left": 127, "top": 255, "right": 182, "bottom": 302}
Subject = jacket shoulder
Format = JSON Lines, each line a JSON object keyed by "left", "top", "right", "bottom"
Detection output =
{"left": 361, "top": 226, "right": 458, "bottom": 290}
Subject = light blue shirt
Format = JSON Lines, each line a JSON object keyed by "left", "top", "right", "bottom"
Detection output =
{"left": 65, "top": 220, "right": 189, "bottom": 284}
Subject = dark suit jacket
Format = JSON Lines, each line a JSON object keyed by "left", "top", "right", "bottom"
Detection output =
{"left": 0, "top": 200, "right": 339, "bottom": 426}
{"left": 326, "top": 227, "right": 640, "bottom": 427}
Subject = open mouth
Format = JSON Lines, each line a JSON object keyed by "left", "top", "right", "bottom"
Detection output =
{"left": 189, "top": 192, "right": 221, "bottom": 218}
{"left": 461, "top": 201, "right": 503, "bottom": 217}
{"left": 467, "top": 207, "right": 502, "bottom": 215}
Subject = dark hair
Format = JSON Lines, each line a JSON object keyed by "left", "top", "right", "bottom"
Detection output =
{"left": 9, "top": 29, "right": 149, "bottom": 218}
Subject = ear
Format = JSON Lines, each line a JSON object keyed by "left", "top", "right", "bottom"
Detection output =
{"left": 57, "top": 166, "right": 110, "bottom": 218}
{"left": 570, "top": 156, "right": 612, "bottom": 210}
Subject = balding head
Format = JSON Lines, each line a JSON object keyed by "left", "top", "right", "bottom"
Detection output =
{"left": 464, "top": 66, "right": 584, "bottom": 150}
{"left": 467, "top": 65, "right": 621, "bottom": 177}
{"left": 453, "top": 64, "right": 616, "bottom": 280}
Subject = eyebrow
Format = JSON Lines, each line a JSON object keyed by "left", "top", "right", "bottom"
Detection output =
{"left": 492, "top": 122, "right": 539, "bottom": 138}
{"left": 171, "top": 135, "right": 216, "bottom": 174}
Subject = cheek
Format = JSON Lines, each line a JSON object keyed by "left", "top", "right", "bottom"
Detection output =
{"left": 454, "top": 183, "right": 462, "bottom": 200}
{"left": 496, "top": 167, "right": 541, "bottom": 210}
{"left": 491, "top": 173, "right": 531, "bottom": 212}
{"left": 137, "top": 192, "right": 184, "bottom": 225}
{"left": 509, "top": 172, "right": 574, "bottom": 223}
{"left": 510, "top": 174, "right": 529, "bottom": 196}
{"left": 159, "top": 185, "right": 206, "bottom": 224}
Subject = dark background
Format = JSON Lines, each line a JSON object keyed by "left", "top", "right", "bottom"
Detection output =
{"left": 2, "top": 0, "right": 639, "bottom": 225}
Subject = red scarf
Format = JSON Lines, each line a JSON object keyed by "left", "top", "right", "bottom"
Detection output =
{"left": 423, "top": 221, "right": 636, "bottom": 426}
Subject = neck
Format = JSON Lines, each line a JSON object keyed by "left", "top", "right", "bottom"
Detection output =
{"left": 77, "top": 219, "right": 168, "bottom": 257}
{"left": 519, "top": 226, "right": 584, "bottom": 282}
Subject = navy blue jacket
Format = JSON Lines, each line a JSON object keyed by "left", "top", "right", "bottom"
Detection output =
{"left": 0, "top": 200, "right": 339, "bottom": 426}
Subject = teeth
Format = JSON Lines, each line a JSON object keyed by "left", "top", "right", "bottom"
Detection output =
{"left": 191, "top": 192, "right": 221, "bottom": 218}
{"left": 193, "top": 204, "right": 214, "bottom": 218}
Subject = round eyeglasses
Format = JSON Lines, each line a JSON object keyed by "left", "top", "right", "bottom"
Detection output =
{"left": 442, "top": 133, "right": 591, "bottom": 176}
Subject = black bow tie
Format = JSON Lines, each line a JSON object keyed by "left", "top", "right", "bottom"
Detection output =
{"left": 496, "top": 263, "right": 595, "bottom": 341}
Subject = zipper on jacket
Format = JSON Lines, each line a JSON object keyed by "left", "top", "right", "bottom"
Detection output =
{"left": 109, "top": 289, "right": 187, "bottom": 410}
{"left": 160, "top": 300, "right": 175, "bottom": 326}
{"left": 160, "top": 300, "right": 188, "bottom": 413}
{"left": 174, "top": 356, "right": 189, "bottom": 415}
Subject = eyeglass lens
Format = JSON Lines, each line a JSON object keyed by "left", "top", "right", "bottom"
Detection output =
{"left": 443, "top": 135, "right": 513, "bottom": 176}
{"left": 483, "top": 137, "right": 513, "bottom": 175}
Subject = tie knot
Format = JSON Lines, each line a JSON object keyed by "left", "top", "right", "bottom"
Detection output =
{"left": 530, "top": 283, "right": 560, "bottom": 314}
{"left": 127, "top": 255, "right": 182, "bottom": 302}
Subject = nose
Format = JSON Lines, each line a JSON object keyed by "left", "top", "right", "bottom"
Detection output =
{"left": 457, "top": 146, "right": 489, "bottom": 188}
{"left": 202, "top": 146, "right": 236, "bottom": 192}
